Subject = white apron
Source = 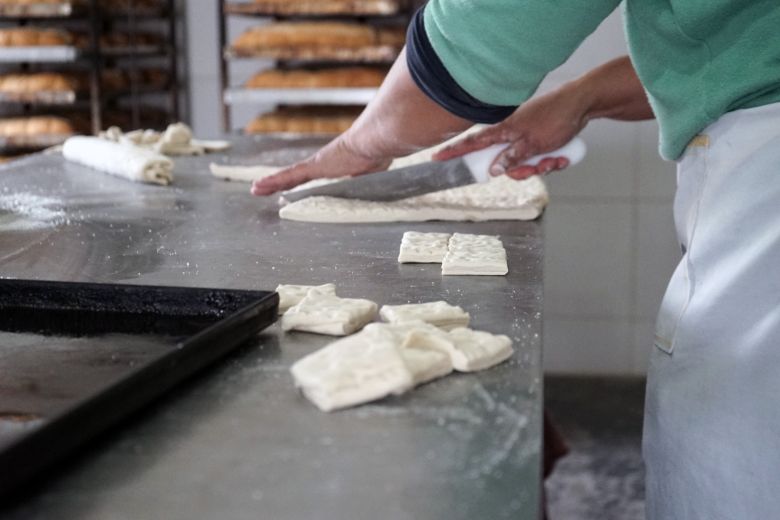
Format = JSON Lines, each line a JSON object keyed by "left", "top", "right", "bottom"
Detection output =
{"left": 644, "top": 102, "right": 780, "bottom": 519}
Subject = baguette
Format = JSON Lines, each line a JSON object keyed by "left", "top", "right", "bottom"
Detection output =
{"left": 245, "top": 67, "right": 387, "bottom": 89}
{"left": 0, "top": 116, "right": 74, "bottom": 137}
{"left": 233, "top": 22, "right": 405, "bottom": 51}
{"left": 245, "top": 106, "right": 363, "bottom": 135}
{"left": 0, "top": 27, "right": 73, "bottom": 47}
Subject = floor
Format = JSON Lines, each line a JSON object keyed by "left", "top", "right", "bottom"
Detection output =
{"left": 544, "top": 376, "right": 646, "bottom": 520}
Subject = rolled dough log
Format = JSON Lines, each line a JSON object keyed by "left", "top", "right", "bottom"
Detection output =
{"left": 62, "top": 136, "right": 173, "bottom": 185}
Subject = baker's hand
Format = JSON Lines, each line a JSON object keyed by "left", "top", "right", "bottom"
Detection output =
{"left": 433, "top": 85, "right": 589, "bottom": 180}
{"left": 251, "top": 134, "right": 391, "bottom": 196}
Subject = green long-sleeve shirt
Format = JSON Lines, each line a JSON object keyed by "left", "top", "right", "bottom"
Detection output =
{"left": 423, "top": 0, "right": 780, "bottom": 159}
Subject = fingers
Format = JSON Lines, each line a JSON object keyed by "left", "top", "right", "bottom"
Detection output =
{"left": 488, "top": 139, "right": 532, "bottom": 176}
{"left": 432, "top": 128, "right": 501, "bottom": 161}
{"left": 251, "top": 162, "right": 312, "bottom": 196}
{"left": 504, "top": 156, "right": 571, "bottom": 180}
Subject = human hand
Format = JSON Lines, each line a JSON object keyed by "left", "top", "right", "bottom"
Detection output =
{"left": 433, "top": 83, "right": 590, "bottom": 180}
{"left": 251, "top": 134, "right": 391, "bottom": 196}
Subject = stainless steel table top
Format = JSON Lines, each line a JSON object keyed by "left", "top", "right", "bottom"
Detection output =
{"left": 0, "top": 136, "right": 544, "bottom": 520}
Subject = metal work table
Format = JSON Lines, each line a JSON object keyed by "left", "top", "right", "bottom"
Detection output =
{"left": 0, "top": 136, "right": 544, "bottom": 520}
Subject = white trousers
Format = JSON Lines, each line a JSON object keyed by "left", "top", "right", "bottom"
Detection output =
{"left": 644, "top": 102, "right": 780, "bottom": 519}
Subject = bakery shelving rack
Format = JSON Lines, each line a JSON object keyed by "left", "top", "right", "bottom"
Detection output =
{"left": 217, "top": 0, "right": 418, "bottom": 133}
{"left": 0, "top": 0, "right": 182, "bottom": 155}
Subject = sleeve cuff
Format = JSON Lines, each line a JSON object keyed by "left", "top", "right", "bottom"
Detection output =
{"left": 405, "top": 7, "right": 517, "bottom": 124}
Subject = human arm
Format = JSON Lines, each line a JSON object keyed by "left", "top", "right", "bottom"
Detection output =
{"left": 434, "top": 55, "right": 654, "bottom": 180}
{"left": 251, "top": 0, "right": 622, "bottom": 196}
{"left": 250, "top": 49, "right": 472, "bottom": 196}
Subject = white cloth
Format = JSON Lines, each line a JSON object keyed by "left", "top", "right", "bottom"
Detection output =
{"left": 63, "top": 136, "right": 173, "bottom": 185}
{"left": 644, "top": 102, "right": 780, "bottom": 519}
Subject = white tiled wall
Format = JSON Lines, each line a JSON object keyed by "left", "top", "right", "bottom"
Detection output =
{"left": 183, "top": 3, "right": 681, "bottom": 375}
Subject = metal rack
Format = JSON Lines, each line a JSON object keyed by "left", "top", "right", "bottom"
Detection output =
{"left": 0, "top": 0, "right": 182, "bottom": 154}
{"left": 217, "top": 0, "right": 416, "bottom": 133}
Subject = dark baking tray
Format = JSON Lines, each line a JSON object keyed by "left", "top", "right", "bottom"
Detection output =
{"left": 0, "top": 279, "right": 278, "bottom": 501}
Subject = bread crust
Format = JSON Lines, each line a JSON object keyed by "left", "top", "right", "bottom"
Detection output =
{"left": 245, "top": 105, "right": 363, "bottom": 135}
{"left": 0, "top": 116, "right": 74, "bottom": 137}
{"left": 245, "top": 67, "right": 387, "bottom": 89}
{"left": 0, "top": 27, "right": 73, "bottom": 47}
{"left": 232, "top": 22, "right": 405, "bottom": 51}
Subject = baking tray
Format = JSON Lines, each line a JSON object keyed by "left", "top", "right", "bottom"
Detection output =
{"left": 224, "top": 86, "right": 378, "bottom": 106}
{"left": 0, "top": 46, "right": 79, "bottom": 63}
{"left": 0, "top": 279, "right": 278, "bottom": 501}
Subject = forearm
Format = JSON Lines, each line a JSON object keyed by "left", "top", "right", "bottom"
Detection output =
{"left": 573, "top": 55, "right": 654, "bottom": 122}
{"left": 341, "top": 48, "right": 473, "bottom": 161}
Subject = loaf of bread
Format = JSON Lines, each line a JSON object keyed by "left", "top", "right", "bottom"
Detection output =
{"left": 232, "top": 22, "right": 405, "bottom": 51}
{"left": 0, "top": 72, "right": 80, "bottom": 93}
{"left": 0, "top": 27, "right": 73, "bottom": 47}
{"left": 245, "top": 106, "right": 363, "bottom": 135}
{"left": 0, "top": 68, "right": 168, "bottom": 95}
{"left": 245, "top": 67, "right": 387, "bottom": 89}
{"left": 0, "top": 116, "right": 75, "bottom": 138}
{"left": 243, "top": 0, "right": 400, "bottom": 15}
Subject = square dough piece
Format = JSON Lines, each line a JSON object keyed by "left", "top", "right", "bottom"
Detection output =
{"left": 366, "top": 322, "right": 455, "bottom": 385}
{"left": 282, "top": 293, "right": 377, "bottom": 336}
{"left": 445, "top": 328, "right": 514, "bottom": 371}
{"left": 397, "top": 231, "right": 452, "bottom": 263}
{"left": 290, "top": 327, "right": 415, "bottom": 412}
{"left": 442, "top": 233, "right": 508, "bottom": 276}
{"left": 379, "top": 301, "right": 470, "bottom": 330}
{"left": 276, "top": 283, "right": 336, "bottom": 314}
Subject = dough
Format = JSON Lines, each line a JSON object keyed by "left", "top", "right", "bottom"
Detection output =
{"left": 289, "top": 320, "right": 513, "bottom": 411}
{"left": 281, "top": 292, "right": 377, "bottom": 335}
{"left": 275, "top": 283, "right": 337, "bottom": 314}
{"left": 290, "top": 325, "right": 415, "bottom": 412}
{"left": 101, "top": 123, "right": 230, "bottom": 157}
{"left": 379, "top": 301, "right": 470, "bottom": 330}
{"left": 442, "top": 233, "right": 508, "bottom": 276}
{"left": 62, "top": 136, "right": 173, "bottom": 185}
{"left": 279, "top": 175, "right": 546, "bottom": 223}
{"left": 210, "top": 162, "right": 282, "bottom": 183}
{"left": 397, "top": 231, "right": 451, "bottom": 263}
{"left": 446, "top": 328, "right": 514, "bottom": 371}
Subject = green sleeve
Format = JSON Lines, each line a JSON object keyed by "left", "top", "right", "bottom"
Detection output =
{"left": 423, "top": 0, "right": 622, "bottom": 106}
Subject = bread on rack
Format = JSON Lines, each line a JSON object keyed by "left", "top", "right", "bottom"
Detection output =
{"left": 0, "top": 27, "right": 73, "bottom": 47}
{"left": 245, "top": 105, "right": 363, "bottom": 135}
{"left": 232, "top": 21, "right": 405, "bottom": 51}
{"left": 0, "top": 116, "right": 75, "bottom": 138}
{"left": 73, "top": 31, "right": 163, "bottom": 50}
{"left": 245, "top": 67, "right": 388, "bottom": 89}
{"left": 0, "top": 72, "right": 80, "bottom": 94}
{"left": 0, "top": 68, "right": 169, "bottom": 95}
{"left": 238, "top": 0, "right": 400, "bottom": 16}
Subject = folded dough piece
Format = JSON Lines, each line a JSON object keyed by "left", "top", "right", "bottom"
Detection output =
{"left": 446, "top": 328, "right": 514, "bottom": 371}
{"left": 62, "top": 136, "right": 173, "bottom": 185}
{"left": 290, "top": 325, "right": 415, "bottom": 412}
{"left": 397, "top": 231, "right": 451, "bottom": 263}
{"left": 442, "top": 233, "right": 508, "bottom": 276}
{"left": 210, "top": 162, "right": 282, "bottom": 183}
{"left": 275, "top": 283, "right": 336, "bottom": 314}
{"left": 282, "top": 292, "right": 377, "bottom": 335}
{"left": 379, "top": 301, "right": 470, "bottom": 330}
